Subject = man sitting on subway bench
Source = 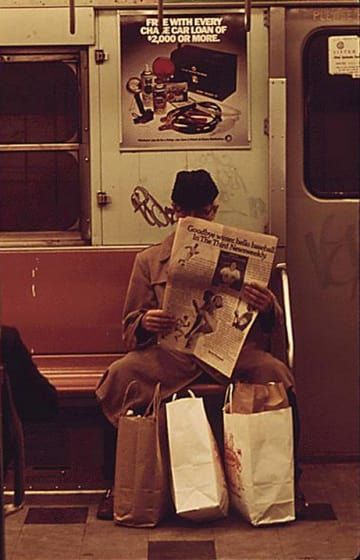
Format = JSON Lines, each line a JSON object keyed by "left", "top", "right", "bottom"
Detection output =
{"left": 95, "top": 169, "right": 307, "bottom": 520}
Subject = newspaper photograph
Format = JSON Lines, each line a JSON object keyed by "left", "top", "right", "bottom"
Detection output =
{"left": 160, "top": 217, "right": 278, "bottom": 378}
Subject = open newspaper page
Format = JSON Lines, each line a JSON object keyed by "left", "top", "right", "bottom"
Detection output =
{"left": 160, "top": 217, "right": 278, "bottom": 378}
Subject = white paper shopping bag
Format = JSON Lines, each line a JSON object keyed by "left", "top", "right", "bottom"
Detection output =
{"left": 223, "top": 384, "right": 295, "bottom": 526}
{"left": 166, "top": 390, "right": 229, "bottom": 522}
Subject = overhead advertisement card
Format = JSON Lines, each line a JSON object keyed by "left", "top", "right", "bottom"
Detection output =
{"left": 119, "top": 12, "right": 249, "bottom": 151}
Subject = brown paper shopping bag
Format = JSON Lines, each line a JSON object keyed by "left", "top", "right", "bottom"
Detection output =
{"left": 114, "top": 382, "right": 170, "bottom": 527}
{"left": 166, "top": 390, "right": 229, "bottom": 522}
{"left": 223, "top": 383, "right": 295, "bottom": 526}
{"left": 232, "top": 381, "right": 289, "bottom": 414}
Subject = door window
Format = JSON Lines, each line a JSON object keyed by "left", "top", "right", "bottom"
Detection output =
{"left": 303, "top": 30, "right": 359, "bottom": 199}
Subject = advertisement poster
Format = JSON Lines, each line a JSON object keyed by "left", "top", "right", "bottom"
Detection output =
{"left": 328, "top": 36, "right": 360, "bottom": 78}
{"left": 120, "top": 12, "right": 248, "bottom": 151}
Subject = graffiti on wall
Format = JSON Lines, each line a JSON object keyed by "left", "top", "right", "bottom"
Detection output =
{"left": 131, "top": 185, "right": 176, "bottom": 227}
{"left": 305, "top": 213, "right": 358, "bottom": 298}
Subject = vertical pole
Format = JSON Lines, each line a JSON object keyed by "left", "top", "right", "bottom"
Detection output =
{"left": 157, "top": 0, "right": 163, "bottom": 33}
{"left": 69, "top": 0, "right": 76, "bottom": 35}
{"left": 0, "top": 289, "right": 5, "bottom": 558}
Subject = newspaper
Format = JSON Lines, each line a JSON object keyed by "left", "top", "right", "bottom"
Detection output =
{"left": 160, "top": 217, "right": 278, "bottom": 378}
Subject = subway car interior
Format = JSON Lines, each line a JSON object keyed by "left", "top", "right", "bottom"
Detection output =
{"left": 0, "top": 0, "right": 359, "bottom": 558}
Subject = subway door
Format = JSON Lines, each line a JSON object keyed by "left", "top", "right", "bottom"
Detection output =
{"left": 286, "top": 8, "right": 359, "bottom": 460}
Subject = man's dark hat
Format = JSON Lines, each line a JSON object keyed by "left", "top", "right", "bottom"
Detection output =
{"left": 171, "top": 170, "right": 219, "bottom": 209}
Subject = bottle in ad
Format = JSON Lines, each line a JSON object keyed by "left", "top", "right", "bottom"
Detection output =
{"left": 140, "top": 64, "right": 155, "bottom": 108}
{"left": 153, "top": 81, "right": 167, "bottom": 115}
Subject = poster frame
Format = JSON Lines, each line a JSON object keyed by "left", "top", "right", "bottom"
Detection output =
{"left": 117, "top": 8, "right": 251, "bottom": 152}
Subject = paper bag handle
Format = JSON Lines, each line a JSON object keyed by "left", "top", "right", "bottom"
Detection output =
{"left": 171, "top": 388, "right": 196, "bottom": 401}
{"left": 120, "top": 380, "right": 140, "bottom": 416}
{"left": 144, "top": 382, "right": 161, "bottom": 418}
{"left": 121, "top": 381, "right": 162, "bottom": 418}
{"left": 223, "top": 383, "right": 234, "bottom": 414}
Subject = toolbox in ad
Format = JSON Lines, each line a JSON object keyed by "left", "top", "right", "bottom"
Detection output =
{"left": 171, "top": 45, "right": 237, "bottom": 101}
{"left": 119, "top": 12, "right": 248, "bottom": 151}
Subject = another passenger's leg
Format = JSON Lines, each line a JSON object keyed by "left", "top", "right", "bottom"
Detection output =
{"left": 1, "top": 326, "right": 58, "bottom": 422}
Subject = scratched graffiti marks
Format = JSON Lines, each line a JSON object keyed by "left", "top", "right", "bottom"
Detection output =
{"left": 131, "top": 185, "right": 176, "bottom": 228}
{"left": 196, "top": 154, "right": 248, "bottom": 211}
{"left": 130, "top": 154, "right": 267, "bottom": 229}
{"left": 190, "top": 153, "right": 266, "bottom": 220}
{"left": 305, "top": 213, "right": 358, "bottom": 299}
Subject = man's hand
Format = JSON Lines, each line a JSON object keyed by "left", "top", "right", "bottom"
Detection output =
{"left": 141, "top": 309, "right": 176, "bottom": 334}
{"left": 242, "top": 283, "right": 275, "bottom": 313}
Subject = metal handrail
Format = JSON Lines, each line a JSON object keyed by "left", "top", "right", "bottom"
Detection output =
{"left": 0, "top": 362, "right": 6, "bottom": 560}
{"left": 244, "top": 0, "right": 252, "bottom": 32}
{"left": 155, "top": 0, "right": 250, "bottom": 34}
{"left": 275, "top": 262, "right": 295, "bottom": 370}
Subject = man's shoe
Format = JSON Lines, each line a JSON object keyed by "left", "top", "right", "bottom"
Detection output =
{"left": 295, "top": 486, "right": 309, "bottom": 520}
{"left": 96, "top": 488, "right": 114, "bottom": 521}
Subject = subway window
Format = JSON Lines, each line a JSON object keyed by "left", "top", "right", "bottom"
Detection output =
{"left": 303, "top": 30, "right": 360, "bottom": 199}
{"left": 0, "top": 151, "right": 80, "bottom": 231}
{"left": 0, "top": 49, "right": 90, "bottom": 244}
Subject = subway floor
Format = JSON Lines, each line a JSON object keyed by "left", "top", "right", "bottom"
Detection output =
{"left": 4, "top": 463, "right": 360, "bottom": 560}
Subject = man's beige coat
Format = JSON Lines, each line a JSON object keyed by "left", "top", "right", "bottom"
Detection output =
{"left": 96, "top": 233, "right": 294, "bottom": 426}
